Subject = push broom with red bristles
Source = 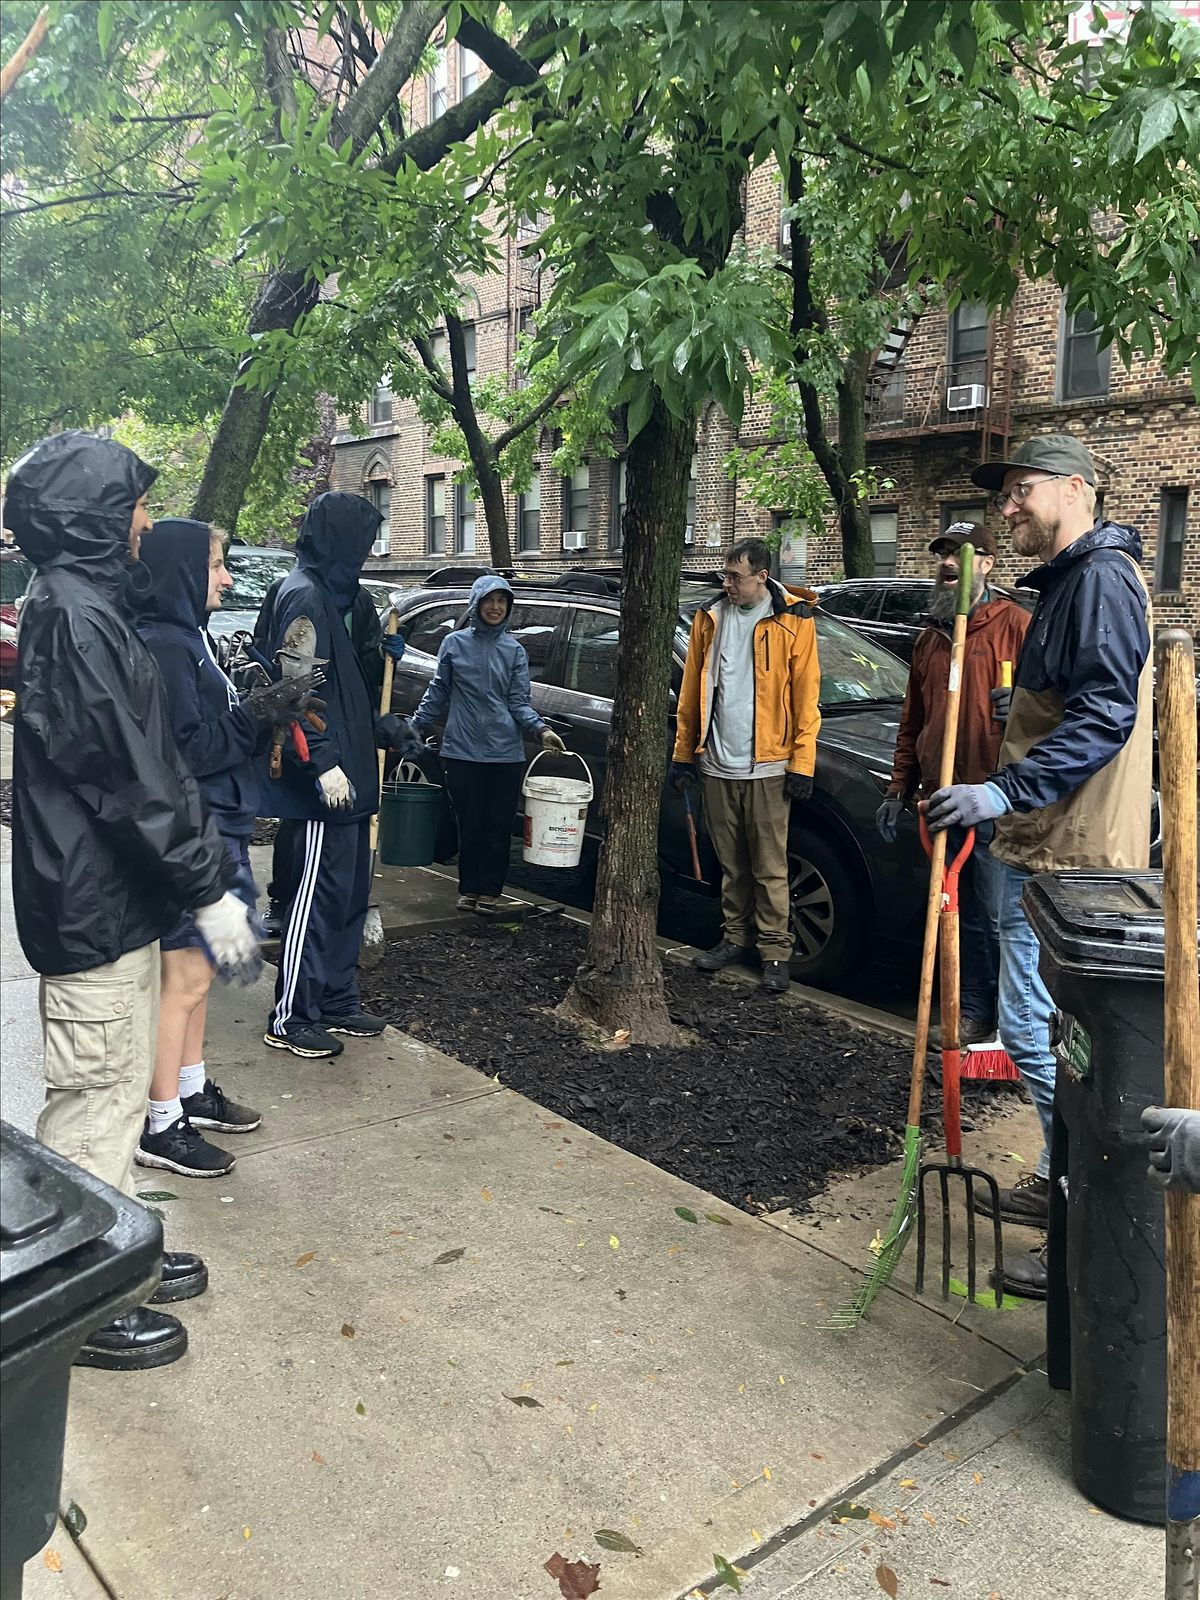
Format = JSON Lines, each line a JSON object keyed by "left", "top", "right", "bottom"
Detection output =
{"left": 961, "top": 655, "right": 1021, "bottom": 1085}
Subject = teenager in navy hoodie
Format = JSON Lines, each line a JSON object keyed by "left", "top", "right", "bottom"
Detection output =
{"left": 136, "top": 519, "right": 280, "bottom": 1177}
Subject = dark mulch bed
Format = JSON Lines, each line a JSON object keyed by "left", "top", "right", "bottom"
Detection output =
{"left": 360, "top": 915, "right": 960, "bottom": 1217}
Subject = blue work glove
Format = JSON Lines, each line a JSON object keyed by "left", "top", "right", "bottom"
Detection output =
{"left": 924, "top": 782, "right": 1008, "bottom": 832}
{"left": 784, "top": 772, "right": 813, "bottom": 801}
{"left": 669, "top": 761, "right": 698, "bottom": 791}
{"left": 382, "top": 633, "right": 406, "bottom": 663}
{"left": 990, "top": 686, "right": 1012, "bottom": 725}
{"left": 875, "top": 797, "right": 904, "bottom": 843}
{"left": 1142, "top": 1107, "right": 1200, "bottom": 1195}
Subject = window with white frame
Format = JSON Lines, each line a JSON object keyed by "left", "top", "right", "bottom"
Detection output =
{"left": 455, "top": 485, "right": 476, "bottom": 555}
{"left": 462, "top": 322, "right": 476, "bottom": 384}
{"left": 459, "top": 42, "right": 481, "bottom": 98}
{"left": 948, "top": 301, "right": 988, "bottom": 389}
{"left": 369, "top": 377, "right": 393, "bottom": 426}
{"left": 428, "top": 48, "right": 448, "bottom": 120}
{"left": 1060, "top": 304, "right": 1112, "bottom": 401}
{"left": 426, "top": 476, "right": 446, "bottom": 555}
{"left": 870, "top": 506, "right": 899, "bottom": 578}
{"left": 518, "top": 474, "right": 541, "bottom": 552}
{"left": 366, "top": 476, "right": 391, "bottom": 555}
{"left": 772, "top": 512, "right": 807, "bottom": 580}
{"left": 563, "top": 464, "right": 589, "bottom": 537}
{"left": 685, "top": 454, "right": 698, "bottom": 544}
{"left": 611, "top": 458, "right": 626, "bottom": 550}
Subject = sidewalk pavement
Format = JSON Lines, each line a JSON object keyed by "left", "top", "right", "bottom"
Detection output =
{"left": 4, "top": 826, "right": 1161, "bottom": 1599}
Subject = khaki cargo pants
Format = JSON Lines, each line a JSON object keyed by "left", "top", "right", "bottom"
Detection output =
{"left": 36, "top": 943, "right": 161, "bottom": 1199}
{"left": 702, "top": 774, "right": 793, "bottom": 961}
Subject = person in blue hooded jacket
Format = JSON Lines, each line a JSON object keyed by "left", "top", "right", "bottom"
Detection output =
{"left": 136, "top": 519, "right": 301, "bottom": 1179}
{"left": 260, "top": 492, "right": 420, "bottom": 1058}
{"left": 412, "top": 575, "right": 565, "bottom": 913}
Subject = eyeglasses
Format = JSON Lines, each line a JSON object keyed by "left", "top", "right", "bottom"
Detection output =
{"left": 993, "top": 475, "right": 1059, "bottom": 513}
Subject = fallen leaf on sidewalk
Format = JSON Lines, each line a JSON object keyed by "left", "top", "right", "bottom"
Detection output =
{"left": 341, "top": 1323, "right": 355, "bottom": 1338}
{"left": 712, "top": 1552, "right": 742, "bottom": 1592}
{"left": 706, "top": 1212, "right": 732, "bottom": 1225}
{"left": 43, "top": 1550, "right": 63, "bottom": 1573}
{"left": 482, "top": 1188, "right": 492, "bottom": 1202}
{"left": 506, "top": 1395, "right": 543, "bottom": 1408}
{"left": 138, "top": 1190, "right": 178, "bottom": 1202}
{"left": 433, "top": 1248, "right": 465, "bottom": 1264}
{"left": 898, "top": 1478, "right": 917, "bottom": 1489}
{"left": 868, "top": 1510, "right": 896, "bottom": 1530}
{"left": 973, "top": 1472, "right": 982, "bottom": 1485}
{"left": 311, "top": 1451, "right": 326, "bottom": 1464}
{"left": 242, "top": 1527, "right": 251, "bottom": 1541}
{"left": 875, "top": 1564, "right": 898, "bottom": 1597}
{"left": 609, "top": 1236, "right": 620, "bottom": 1249}
{"left": 555, "top": 1359, "right": 574, "bottom": 1367}
{"left": 674, "top": 1206, "right": 699, "bottom": 1223}
{"left": 355, "top": 1400, "right": 366, "bottom": 1416}
{"left": 594, "top": 1529, "right": 642, "bottom": 1553}
{"left": 294, "top": 1252, "right": 316, "bottom": 1269}
{"left": 829, "top": 1501, "right": 871, "bottom": 1523}
{"left": 930, "top": 1581, "right": 951, "bottom": 1588}
{"left": 544, "top": 1552, "right": 600, "bottom": 1598}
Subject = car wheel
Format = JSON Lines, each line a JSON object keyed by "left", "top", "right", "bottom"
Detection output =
{"left": 786, "top": 825, "right": 867, "bottom": 986}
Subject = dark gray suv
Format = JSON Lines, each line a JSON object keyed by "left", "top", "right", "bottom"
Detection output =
{"left": 386, "top": 571, "right": 929, "bottom": 984}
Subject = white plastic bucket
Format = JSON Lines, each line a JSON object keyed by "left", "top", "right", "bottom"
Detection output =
{"left": 522, "top": 750, "right": 594, "bottom": 867}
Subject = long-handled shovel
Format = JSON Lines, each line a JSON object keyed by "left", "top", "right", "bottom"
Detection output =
{"left": 915, "top": 816, "right": 1004, "bottom": 1307}
{"left": 1156, "top": 628, "right": 1199, "bottom": 1600}
{"left": 358, "top": 604, "right": 401, "bottom": 969}
{"left": 827, "top": 546, "right": 976, "bottom": 1328}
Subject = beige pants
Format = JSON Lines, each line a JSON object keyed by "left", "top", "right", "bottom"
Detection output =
{"left": 36, "top": 943, "right": 161, "bottom": 1199}
{"left": 702, "top": 774, "right": 793, "bottom": 960}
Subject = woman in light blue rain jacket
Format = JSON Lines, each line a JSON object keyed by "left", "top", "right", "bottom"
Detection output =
{"left": 412, "top": 575, "right": 564, "bottom": 911}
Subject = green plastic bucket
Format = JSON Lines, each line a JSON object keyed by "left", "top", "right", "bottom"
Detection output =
{"left": 378, "top": 781, "right": 443, "bottom": 867}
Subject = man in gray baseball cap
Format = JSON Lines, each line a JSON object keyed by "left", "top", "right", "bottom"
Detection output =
{"left": 922, "top": 431, "right": 1154, "bottom": 1299}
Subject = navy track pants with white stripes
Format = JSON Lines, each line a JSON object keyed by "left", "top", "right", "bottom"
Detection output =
{"left": 271, "top": 817, "right": 371, "bottom": 1035}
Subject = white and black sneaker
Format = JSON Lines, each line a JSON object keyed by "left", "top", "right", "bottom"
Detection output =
{"left": 263, "top": 1023, "right": 344, "bottom": 1058}
{"left": 320, "top": 1010, "right": 387, "bottom": 1038}
{"left": 136, "top": 1115, "right": 235, "bottom": 1179}
{"left": 181, "top": 1078, "right": 262, "bottom": 1133}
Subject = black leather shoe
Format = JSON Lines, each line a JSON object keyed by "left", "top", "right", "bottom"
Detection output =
{"left": 761, "top": 960, "right": 791, "bottom": 994}
{"left": 989, "top": 1242, "right": 1047, "bottom": 1301}
{"left": 692, "top": 940, "right": 751, "bottom": 974}
{"left": 151, "top": 1251, "right": 209, "bottom": 1305}
{"left": 74, "top": 1307, "right": 188, "bottom": 1371}
{"left": 974, "top": 1172, "right": 1049, "bottom": 1227}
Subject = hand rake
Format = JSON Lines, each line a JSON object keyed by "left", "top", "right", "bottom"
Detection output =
{"left": 914, "top": 816, "right": 1004, "bottom": 1308}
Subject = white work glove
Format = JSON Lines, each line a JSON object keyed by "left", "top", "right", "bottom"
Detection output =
{"left": 540, "top": 728, "right": 566, "bottom": 753}
{"left": 317, "top": 765, "right": 355, "bottom": 810}
{"left": 194, "top": 892, "right": 261, "bottom": 987}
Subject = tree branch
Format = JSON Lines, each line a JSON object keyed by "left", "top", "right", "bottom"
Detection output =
{"left": 412, "top": 332, "right": 454, "bottom": 402}
{"left": 493, "top": 373, "right": 572, "bottom": 454}
{"left": 332, "top": 0, "right": 444, "bottom": 155}
{"left": 263, "top": 27, "right": 298, "bottom": 133}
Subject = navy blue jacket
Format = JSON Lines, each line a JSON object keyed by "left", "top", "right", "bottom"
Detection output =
{"left": 138, "top": 518, "right": 263, "bottom": 839}
{"left": 260, "top": 493, "right": 382, "bottom": 824}
{"left": 991, "top": 522, "right": 1151, "bottom": 813}
{"left": 413, "top": 574, "right": 545, "bottom": 762}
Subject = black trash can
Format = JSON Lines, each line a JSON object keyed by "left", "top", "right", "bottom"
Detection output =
{"left": 1022, "top": 871, "right": 1180, "bottom": 1524}
{"left": 0, "top": 1122, "right": 162, "bottom": 1599}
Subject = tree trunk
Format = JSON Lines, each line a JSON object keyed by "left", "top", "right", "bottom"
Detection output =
{"left": 191, "top": 268, "right": 317, "bottom": 533}
{"left": 558, "top": 399, "right": 694, "bottom": 1046}
{"left": 446, "top": 314, "right": 514, "bottom": 568}
{"left": 836, "top": 350, "right": 875, "bottom": 577}
{"left": 474, "top": 449, "right": 513, "bottom": 568}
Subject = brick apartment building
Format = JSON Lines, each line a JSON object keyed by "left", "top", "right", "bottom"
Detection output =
{"left": 333, "top": 38, "right": 1198, "bottom": 631}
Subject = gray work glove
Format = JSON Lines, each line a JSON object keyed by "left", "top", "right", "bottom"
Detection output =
{"left": 876, "top": 797, "right": 904, "bottom": 843}
{"left": 990, "top": 686, "right": 1012, "bottom": 725}
{"left": 540, "top": 727, "right": 566, "bottom": 753}
{"left": 317, "top": 766, "right": 355, "bottom": 811}
{"left": 1141, "top": 1106, "right": 1200, "bottom": 1194}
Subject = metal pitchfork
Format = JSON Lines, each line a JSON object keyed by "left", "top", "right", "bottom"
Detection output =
{"left": 915, "top": 816, "right": 1004, "bottom": 1308}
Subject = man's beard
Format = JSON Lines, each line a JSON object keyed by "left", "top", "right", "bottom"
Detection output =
{"left": 1010, "top": 512, "right": 1056, "bottom": 560}
{"left": 927, "top": 569, "right": 985, "bottom": 620}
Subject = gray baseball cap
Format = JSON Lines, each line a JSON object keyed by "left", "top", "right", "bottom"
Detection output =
{"left": 971, "top": 433, "right": 1096, "bottom": 492}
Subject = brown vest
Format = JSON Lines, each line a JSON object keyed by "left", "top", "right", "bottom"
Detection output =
{"left": 992, "top": 556, "right": 1154, "bottom": 875}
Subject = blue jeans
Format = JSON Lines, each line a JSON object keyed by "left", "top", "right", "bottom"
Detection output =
{"left": 990, "top": 855, "right": 1057, "bottom": 1177}
{"left": 953, "top": 824, "right": 1002, "bottom": 1026}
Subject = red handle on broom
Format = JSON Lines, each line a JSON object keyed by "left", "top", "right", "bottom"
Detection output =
{"left": 919, "top": 815, "right": 975, "bottom": 1163}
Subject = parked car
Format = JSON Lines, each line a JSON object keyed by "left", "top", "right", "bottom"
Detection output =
{"left": 813, "top": 577, "right": 1036, "bottom": 663}
{"left": 384, "top": 569, "right": 929, "bottom": 984}
{"left": 0, "top": 548, "right": 33, "bottom": 688}
{"left": 207, "top": 546, "right": 406, "bottom": 642}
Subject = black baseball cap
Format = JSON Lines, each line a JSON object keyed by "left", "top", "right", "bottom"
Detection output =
{"left": 929, "top": 522, "right": 998, "bottom": 558}
{"left": 971, "top": 433, "right": 1096, "bottom": 492}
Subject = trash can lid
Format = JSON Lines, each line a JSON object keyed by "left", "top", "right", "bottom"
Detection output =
{"left": 1022, "top": 871, "right": 1186, "bottom": 979}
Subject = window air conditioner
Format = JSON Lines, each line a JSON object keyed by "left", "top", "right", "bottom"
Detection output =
{"left": 946, "top": 383, "right": 987, "bottom": 411}
{"left": 562, "top": 529, "right": 588, "bottom": 552}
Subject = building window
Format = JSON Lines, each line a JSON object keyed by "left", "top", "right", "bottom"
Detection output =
{"left": 455, "top": 485, "right": 476, "bottom": 555}
{"left": 366, "top": 477, "right": 391, "bottom": 555}
{"left": 685, "top": 454, "right": 698, "bottom": 544}
{"left": 429, "top": 329, "right": 448, "bottom": 372}
{"left": 870, "top": 506, "right": 899, "bottom": 578}
{"left": 369, "top": 377, "right": 393, "bottom": 426}
{"left": 459, "top": 43, "right": 481, "bottom": 98}
{"left": 939, "top": 503, "right": 989, "bottom": 537}
{"left": 462, "top": 322, "right": 476, "bottom": 384}
{"left": 777, "top": 180, "right": 789, "bottom": 253}
{"left": 948, "top": 301, "right": 989, "bottom": 389}
{"left": 1157, "top": 489, "right": 1189, "bottom": 593}
{"left": 515, "top": 308, "right": 535, "bottom": 389}
{"left": 518, "top": 474, "right": 541, "bottom": 553}
{"left": 426, "top": 476, "right": 446, "bottom": 555}
{"left": 428, "top": 48, "right": 448, "bottom": 120}
{"left": 1060, "top": 304, "right": 1112, "bottom": 400}
{"left": 563, "top": 464, "right": 589, "bottom": 537}
{"left": 772, "top": 512, "right": 806, "bottom": 581}
{"left": 612, "top": 459, "right": 626, "bottom": 550}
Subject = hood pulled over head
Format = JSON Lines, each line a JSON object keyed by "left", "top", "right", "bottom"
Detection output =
{"left": 2, "top": 431, "right": 157, "bottom": 595}
{"left": 296, "top": 491, "right": 382, "bottom": 612}
{"left": 466, "top": 573, "right": 514, "bottom": 631}
{"left": 139, "top": 518, "right": 213, "bottom": 629}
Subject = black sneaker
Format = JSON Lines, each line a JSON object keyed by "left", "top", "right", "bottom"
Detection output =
{"left": 261, "top": 902, "right": 285, "bottom": 940}
{"left": 761, "top": 960, "right": 791, "bottom": 994}
{"left": 74, "top": 1306, "right": 188, "bottom": 1371}
{"left": 135, "top": 1115, "right": 235, "bottom": 1179}
{"left": 320, "top": 1011, "right": 387, "bottom": 1037}
{"left": 263, "top": 1023, "right": 344, "bottom": 1058}
{"left": 974, "top": 1171, "right": 1049, "bottom": 1227}
{"left": 181, "top": 1078, "right": 261, "bottom": 1133}
{"left": 693, "top": 940, "right": 752, "bottom": 974}
{"left": 151, "top": 1251, "right": 209, "bottom": 1305}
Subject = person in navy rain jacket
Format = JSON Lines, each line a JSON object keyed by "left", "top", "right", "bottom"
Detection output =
{"left": 412, "top": 574, "right": 564, "bottom": 914}
{"left": 261, "top": 492, "right": 420, "bottom": 1058}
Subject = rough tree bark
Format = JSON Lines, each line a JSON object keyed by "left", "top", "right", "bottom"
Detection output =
{"left": 557, "top": 398, "right": 694, "bottom": 1045}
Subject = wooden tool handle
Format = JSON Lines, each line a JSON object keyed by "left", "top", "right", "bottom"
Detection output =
{"left": 1000, "top": 660, "right": 1013, "bottom": 690}
{"left": 371, "top": 611, "right": 400, "bottom": 855}
{"left": 1156, "top": 628, "right": 1200, "bottom": 1498}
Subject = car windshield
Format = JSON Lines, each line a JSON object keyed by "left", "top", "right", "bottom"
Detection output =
{"left": 224, "top": 550, "right": 293, "bottom": 610}
{"left": 677, "top": 588, "right": 908, "bottom": 708}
